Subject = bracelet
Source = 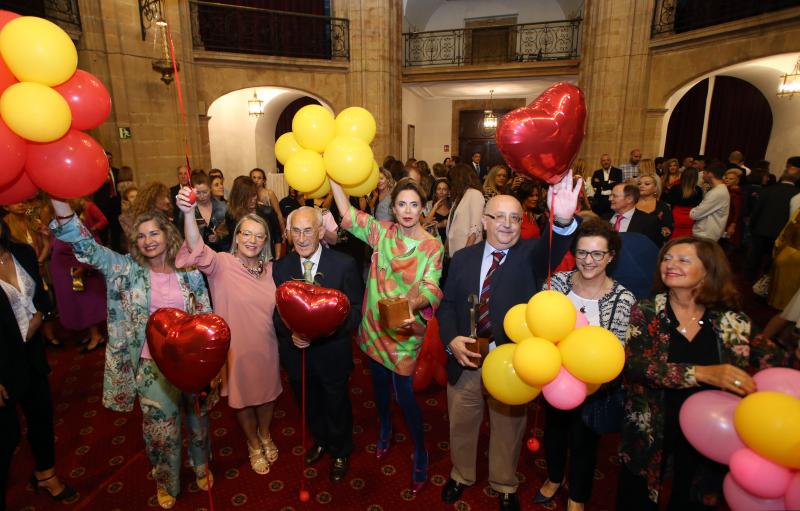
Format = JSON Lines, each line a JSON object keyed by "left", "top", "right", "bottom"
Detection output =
{"left": 56, "top": 213, "right": 76, "bottom": 220}
{"left": 553, "top": 218, "right": 572, "bottom": 228}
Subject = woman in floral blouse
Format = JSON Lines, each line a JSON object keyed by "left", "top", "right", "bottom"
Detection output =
{"left": 330, "top": 177, "right": 444, "bottom": 495}
{"left": 50, "top": 199, "right": 214, "bottom": 510}
{"left": 618, "top": 236, "right": 788, "bottom": 510}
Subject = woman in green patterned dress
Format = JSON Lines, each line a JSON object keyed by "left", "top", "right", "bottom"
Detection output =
{"left": 330, "top": 177, "right": 444, "bottom": 494}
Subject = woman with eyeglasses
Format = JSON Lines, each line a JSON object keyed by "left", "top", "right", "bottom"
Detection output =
{"left": 535, "top": 219, "right": 635, "bottom": 511}
{"left": 175, "top": 187, "right": 282, "bottom": 476}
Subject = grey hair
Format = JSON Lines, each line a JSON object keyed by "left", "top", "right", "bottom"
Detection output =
{"left": 230, "top": 213, "right": 272, "bottom": 261}
{"left": 286, "top": 206, "right": 324, "bottom": 232}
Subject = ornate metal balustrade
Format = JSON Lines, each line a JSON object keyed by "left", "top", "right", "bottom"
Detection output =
{"left": 403, "top": 19, "right": 580, "bottom": 67}
{"left": 652, "top": 0, "right": 800, "bottom": 36}
{"left": 189, "top": 0, "right": 349, "bottom": 60}
{"left": 0, "top": 0, "right": 82, "bottom": 38}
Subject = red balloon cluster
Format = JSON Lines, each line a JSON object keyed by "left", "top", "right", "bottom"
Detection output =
{"left": 495, "top": 82, "right": 587, "bottom": 185}
{"left": 275, "top": 281, "right": 351, "bottom": 340}
{"left": 146, "top": 308, "right": 231, "bottom": 394}
{"left": 0, "top": 10, "right": 112, "bottom": 204}
{"left": 412, "top": 316, "right": 448, "bottom": 392}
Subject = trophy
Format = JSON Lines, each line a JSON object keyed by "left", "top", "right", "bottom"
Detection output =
{"left": 467, "top": 293, "right": 490, "bottom": 367}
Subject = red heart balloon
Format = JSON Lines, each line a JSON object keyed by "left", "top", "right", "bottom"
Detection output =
{"left": 275, "top": 281, "right": 350, "bottom": 340}
{"left": 146, "top": 308, "right": 231, "bottom": 393}
{"left": 495, "top": 82, "right": 587, "bottom": 185}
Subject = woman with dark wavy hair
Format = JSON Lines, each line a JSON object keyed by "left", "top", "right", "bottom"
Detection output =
{"left": 618, "top": 236, "right": 788, "bottom": 510}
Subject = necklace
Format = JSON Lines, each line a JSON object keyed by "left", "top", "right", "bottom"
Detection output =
{"left": 678, "top": 315, "right": 704, "bottom": 334}
{"left": 240, "top": 258, "right": 263, "bottom": 278}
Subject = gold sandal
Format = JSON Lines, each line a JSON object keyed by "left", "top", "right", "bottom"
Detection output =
{"left": 258, "top": 429, "right": 279, "bottom": 464}
{"left": 195, "top": 467, "right": 214, "bottom": 491}
{"left": 248, "top": 444, "right": 270, "bottom": 475}
{"left": 156, "top": 485, "right": 176, "bottom": 509}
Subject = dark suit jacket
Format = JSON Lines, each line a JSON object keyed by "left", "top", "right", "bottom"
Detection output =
{"left": 591, "top": 167, "right": 623, "bottom": 197}
{"left": 272, "top": 247, "right": 363, "bottom": 382}
{"left": 606, "top": 209, "right": 662, "bottom": 246}
{"left": 0, "top": 243, "right": 51, "bottom": 402}
{"left": 436, "top": 223, "right": 576, "bottom": 385}
{"left": 750, "top": 182, "right": 800, "bottom": 239}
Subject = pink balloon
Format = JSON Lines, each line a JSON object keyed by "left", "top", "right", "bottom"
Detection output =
{"left": 575, "top": 310, "right": 589, "bottom": 328}
{"left": 785, "top": 472, "right": 800, "bottom": 510}
{"left": 25, "top": 130, "right": 108, "bottom": 199}
{"left": 0, "top": 117, "right": 25, "bottom": 188}
{"left": 542, "top": 367, "right": 587, "bottom": 410}
{"left": 53, "top": 70, "right": 112, "bottom": 131}
{"left": 679, "top": 390, "right": 745, "bottom": 464}
{"left": 0, "top": 171, "right": 36, "bottom": 205}
{"left": 730, "top": 448, "right": 793, "bottom": 499}
{"left": 723, "top": 473, "right": 785, "bottom": 511}
{"left": 754, "top": 367, "right": 800, "bottom": 399}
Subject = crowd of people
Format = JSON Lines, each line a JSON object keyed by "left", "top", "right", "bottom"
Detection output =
{"left": 1, "top": 146, "right": 800, "bottom": 511}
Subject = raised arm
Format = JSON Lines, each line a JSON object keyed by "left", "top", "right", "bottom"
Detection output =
{"left": 176, "top": 187, "right": 202, "bottom": 250}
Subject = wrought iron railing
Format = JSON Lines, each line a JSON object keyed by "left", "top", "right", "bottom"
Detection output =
{"left": 403, "top": 19, "right": 580, "bottom": 67}
{"left": 652, "top": 0, "right": 800, "bottom": 36}
{"left": 0, "top": 0, "right": 82, "bottom": 38}
{"left": 189, "top": 0, "right": 349, "bottom": 60}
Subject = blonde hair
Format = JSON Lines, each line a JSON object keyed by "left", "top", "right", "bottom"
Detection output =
{"left": 230, "top": 213, "right": 272, "bottom": 261}
{"left": 128, "top": 211, "right": 183, "bottom": 268}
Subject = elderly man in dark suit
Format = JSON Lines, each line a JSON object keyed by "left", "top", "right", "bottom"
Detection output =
{"left": 437, "top": 172, "right": 582, "bottom": 511}
{"left": 273, "top": 207, "right": 362, "bottom": 483}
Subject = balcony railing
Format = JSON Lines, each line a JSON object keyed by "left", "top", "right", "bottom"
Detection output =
{"left": 0, "top": 0, "right": 81, "bottom": 39}
{"left": 652, "top": 0, "right": 800, "bottom": 36}
{"left": 189, "top": 0, "right": 349, "bottom": 60}
{"left": 403, "top": 19, "right": 580, "bottom": 67}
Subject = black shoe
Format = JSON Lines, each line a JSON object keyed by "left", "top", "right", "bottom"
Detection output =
{"left": 533, "top": 480, "right": 562, "bottom": 504}
{"left": 329, "top": 457, "right": 349, "bottom": 483}
{"left": 498, "top": 492, "right": 520, "bottom": 511}
{"left": 304, "top": 444, "right": 326, "bottom": 465}
{"left": 441, "top": 478, "right": 467, "bottom": 504}
{"left": 30, "top": 474, "right": 76, "bottom": 501}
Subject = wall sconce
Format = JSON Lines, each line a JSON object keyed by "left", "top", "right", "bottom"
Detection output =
{"left": 483, "top": 89, "right": 497, "bottom": 129}
{"left": 248, "top": 90, "right": 264, "bottom": 117}
{"left": 778, "top": 55, "right": 800, "bottom": 99}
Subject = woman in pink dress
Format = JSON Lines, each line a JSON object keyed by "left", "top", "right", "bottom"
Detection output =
{"left": 175, "top": 187, "right": 282, "bottom": 476}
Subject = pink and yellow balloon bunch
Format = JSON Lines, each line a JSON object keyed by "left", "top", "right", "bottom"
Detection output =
{"left": 481, "top": 290, "right": 625, "bottom": 408}
{"left": 679, "top": 367, "right": 800, "bottom": 511}
{"left": 275, "top": 105, "right": 379, "bottom": 199}
{"left": 0, "top": 11, "right": 112, "bottom": 204}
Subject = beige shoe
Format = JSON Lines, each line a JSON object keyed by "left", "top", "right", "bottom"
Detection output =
{"left": 156, "top": 485, "right": 176, "bottom": 509}
{"left": 248, "top": 443, "right": 270, "bottom": 475}
{"left": 259, "top": 429, "right": 279, "bottom": 464}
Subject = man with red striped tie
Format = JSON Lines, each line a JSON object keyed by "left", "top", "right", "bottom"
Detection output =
{"left": 437, "top": 171, "right": 582, "bottom": 511}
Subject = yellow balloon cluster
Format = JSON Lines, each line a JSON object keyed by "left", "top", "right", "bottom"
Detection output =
{"left": 482, "top": 290, "right": 625, "bottom": 407}
{"left": 279, "top": 104, "right": 378, "bottom": 196}
{"left": 0, "top": 16, "right": 77, "bottom": 142}
{"left": 734, "top": 391, "right": 800, "bottom": 469}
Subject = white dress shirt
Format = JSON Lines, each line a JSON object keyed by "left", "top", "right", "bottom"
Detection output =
{"left": 610, "top": 208, "right": 634, "bottom": 232}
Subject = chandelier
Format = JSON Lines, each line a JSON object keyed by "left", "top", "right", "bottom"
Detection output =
{"left": 777, "top": 55, "right": 800, "bottom": 99}
{"left": 248, "top": 90, "right": 264, "bottom": 117}
{"left": 483, "top": 89, "right": 497, "bottom": 129}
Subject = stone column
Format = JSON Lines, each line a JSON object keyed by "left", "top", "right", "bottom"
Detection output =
{"left": 578, "top": 0, "right": 655, "bottom": 166}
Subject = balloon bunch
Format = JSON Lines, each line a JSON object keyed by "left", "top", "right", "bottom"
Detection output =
{"left": 412, "top": 317, "right": 448, "bottom": 391}
{"left": 275, "top": 105, "right": 379, "bottom": 198}
{"left": 679, "top": 367, "right": 800, "bottom": 511}
{"left": 0, "top": 11, "right": 111, "bottom": 205}
{"left": 481, "top": 290, "right": 625, "bottom": 408}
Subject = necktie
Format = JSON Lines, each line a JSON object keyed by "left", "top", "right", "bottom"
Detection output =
{"left": 302, "top": 260, "right": 314, "bottom": 283}
{"left": 476, "top": 251, "right": 505, "bottom": 338}
{"left": 613, "top": 214, "right": 624, "bottom": 232}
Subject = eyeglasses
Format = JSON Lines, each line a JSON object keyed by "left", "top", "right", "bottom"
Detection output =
{"left": 238, "top": 230, "right": 267, "bottom": 241}
{"left": 575, "top": 249, "right": 610, "bottom": 261}
{"left": 289, "top": 227, "right": 317, "bottom": 238}
{"left": 483, "top": 213, "right": 522, "bottom": 225}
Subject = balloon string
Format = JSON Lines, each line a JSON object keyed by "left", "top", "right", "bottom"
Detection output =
{"left": 165, "top": 25, "right": 193, "bottom": 188}
{"left": 301, "top": 349, "right": 307, "bottom": 495}
{"left": 547, "top": 190, "right": 554, "bottom": 290}
{"left": 194, "top": 395, "right": 215, "bottom": 511}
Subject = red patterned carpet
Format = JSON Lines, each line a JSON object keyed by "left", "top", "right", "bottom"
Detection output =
{"left": 7, "top": 343, "right": 628, "bottom": 511}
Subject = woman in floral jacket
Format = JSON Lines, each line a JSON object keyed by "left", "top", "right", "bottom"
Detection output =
{"left": 50, "top": 199, "right": 215, "bottom": 510}
{"left": 617, "top": 236, "right": 788, "bottom": 510}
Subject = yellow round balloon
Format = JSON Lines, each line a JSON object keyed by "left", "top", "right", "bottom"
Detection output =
{"left": 512, "top": 337, "right": 562, "bottom": 386}
{"left": 323, "top": 136, "right": 373, "bottom": 186}
{"left": 481, "top": 344, "right": 541, "bottom": 406}
{"left": 586, "top": 383, "right": 602, "bottom": 396}
{"left": 503, "top": 303, "right": 534, "bottom": 343}
{"left": 0, "top": 82, "right": 71, "bottom": 142}
{"left": 342, "top": 161, "right": 380, "bottom": 197}
{"left": 0, "top": 17, "right": 78, "bottom": 86}
{"left": 284, "top": 149, "right": 326, "bottom": 193}
{"left": 306, "top": 177, "right": 331, "bottom": 199}
{"left": 292, "top": 105, "right": 335, "bottom": 152}
{"left": 275, "top": 132, "right": 302, "bottom": 166}
{"left": 558, "top": 326, "right": 625, "bottom": 384}
{"left": 734, "top": 391, "right": 800, "bottom": 469}
{"left": 335, "top": 106, "right": 376, "bottom": 144}
{"left": 526, "top": 290, "right": 577, "bottom": 342}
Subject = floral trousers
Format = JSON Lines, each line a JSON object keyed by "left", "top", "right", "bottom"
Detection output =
{"left": 136, "top": 359, "right": 211, "bottom": 497}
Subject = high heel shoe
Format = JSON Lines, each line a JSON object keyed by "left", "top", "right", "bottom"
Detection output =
{"left": 30, "top": 474, "right": 76, "bottom": 501}
{"left": 195, "top": 467, "right": 214, "bottom": 491}
{"left": 375, "top": 431, "right": 392, "bottom": 461}
{"left": 248, "top": 443, "right": 270, "bottom": 475}
{"left": 156, "top": 485, "right": 176, "bottom": 509}
{"left": 258, "top": 428, "right": 279, "bottom": 464}
{"left": 533, "top": 479, "right": 563, "bottom": 504}
{"left": 411, "top": 451, "right": 429, "bottom": 495}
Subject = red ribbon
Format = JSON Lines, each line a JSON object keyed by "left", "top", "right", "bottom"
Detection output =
{"left": 166, "top": 26, "right": 193, "bottom": 188}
